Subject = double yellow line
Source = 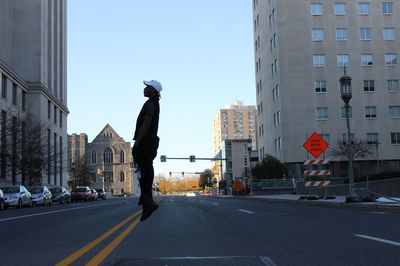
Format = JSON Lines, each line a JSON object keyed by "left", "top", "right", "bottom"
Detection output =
{"left": 56, "top": 209, "right": 142, "bottom": 266}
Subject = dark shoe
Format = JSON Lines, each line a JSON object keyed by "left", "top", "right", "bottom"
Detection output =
{"left": 140, "top": 202, "right": 159, "bottom": 222}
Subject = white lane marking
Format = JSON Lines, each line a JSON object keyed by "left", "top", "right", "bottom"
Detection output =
{"left": 212, "top": 202, "right": 219, "bottom": 206}
{"left": 0, "top": 204, "right": 102, "bottom": 222}
{"left": 371, "top": 211, "right": 387, "bottom": 214}
{"left": 152, "top": 255, "right": 276, "bottom": 264}
{"left": 354, "top": 234, "right": 400, "bottom": 247}
{"left": 238, "top": 209, "right": 255, "bottom": 214}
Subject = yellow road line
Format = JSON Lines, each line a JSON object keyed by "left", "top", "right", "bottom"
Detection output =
{"left": 85, "top": 216, "right": 141, "bottom": 266}
{"left": 55, "top": 210, "right": 141, "bottom": 266}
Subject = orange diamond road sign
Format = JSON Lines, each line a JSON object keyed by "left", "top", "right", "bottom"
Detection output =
{"left": 303, "top": 132, "right": 329, "bottom": 159}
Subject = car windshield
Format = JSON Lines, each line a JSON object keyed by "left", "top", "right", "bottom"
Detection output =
{"left": 29, "top": 187, "right": 43, "bottom": 193}
{"left": 96, "top": 189, "right": 104, "bottom": 193}
{"left": 1, "top": 187, "right": 19, "bottom": 193}
{"left": 50, "top": 188, "right": 62, "bottom": 193}
{"left": 73, "top": 187, "right": 88, "bottom": 192}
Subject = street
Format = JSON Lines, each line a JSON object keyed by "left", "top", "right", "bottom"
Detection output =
{"left": 0, "top": 195, "right": 399, "bottom": 266}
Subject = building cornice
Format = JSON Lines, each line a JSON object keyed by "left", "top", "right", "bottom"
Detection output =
{"left": 27, "top": 81, "right": 70, "bottom": 114}
{"left": 0, "top": 60, "right": 30, "bottom": 91}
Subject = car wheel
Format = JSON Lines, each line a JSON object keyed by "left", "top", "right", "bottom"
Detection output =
{"left": 17, "top": 198, "right": 22, "bottom": 209}
{"left": 0, "top": 199, "right": 4, "bottom": 210}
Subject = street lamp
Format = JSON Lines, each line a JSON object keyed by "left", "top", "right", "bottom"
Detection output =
{"left": 246, "top": 141, "right": 254, "bottom": 196}
{"left": 339, "top": 67, "right": 357, "bottom": 201}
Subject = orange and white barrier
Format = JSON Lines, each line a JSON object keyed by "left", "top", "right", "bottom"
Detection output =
{"left": 304, "top": 159, "right": 329, "bottom": 165}
{"left": 305, "top": 181, "right": 332, "bottom": 187}
{"left": 304, "top": 170, "right": 331, "bottom": 176}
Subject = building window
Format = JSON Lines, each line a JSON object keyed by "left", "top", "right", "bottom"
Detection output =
{"left": 1, "top": 75, "right": 6, "bottom": 99}
{"left": 382, "top": 2, "right": 393, "bottom": 15}
{"left": 360, "top": 28, "right": 372, "bottom": 40}
{"left": 336, "top": 28, "right": 348, "bottom": 41}
{"left": 104, "top": 148, "right": 113, "bottom": 164}
{"left": 91, "top": 151, "right": 97, "bottom": 164}
{"left": 104, "top": 172, "right": 113, "bottom": 183}
{"left": 54, "top": 106, "right": 57, "bottom": 124}
{"left": 342, "top": 133, "right": 355, "bottom": 145}
{"left": 316, "top": 107, "right": 328, "bottom": 120}
{"left": 12, "top": 83, "right": 17, "bottom": 105}
{"left": 120, "top": 150, "right": 125, "bottom": 163}
{"left": 320, "top": 133, "right": 330, "bottom": 144}
{"left": 314, "top": 80, "right": 327, "bottom": 93}
{"left": 1, "top": 110, "right": 6, "bottom": 178}
{"left": 365, "top": 106, "right": 377, "bottom": 119}
{"left": 60, "top": 110, "right": 62, "bottom": 128}
{"left": 311, "top": 28, "right": 324, "bottom": 41}
{"left": 389, "top": 106, "right": 400, "bottom": 118}
{"left": 310, "top": 3, "right": 323, "bottom": 16}
{"left": 22, "top": 91, "right": 26, "bottom": 111}
{"left": 337, "top": 54, "right": 349, "bottom": 67}
{"left": 341, "top": 106, "right": 353, "bottom": 119}
{"left": 313, "top": 55, "right": 325, "bottom": 67}
{"left": 120, "top": 172, "right": 125, "bottom": 182}
{"left": 358, "top": 2, "right": 370, "bottom": 15}
{"left": 385, "top": 54, "right": 397, "bottom": 65}
{"left": 367, "top": 133, "right": 378, "bottom": 144}
{"left": 387, "top": 80, "right": 399, "bottom": 92}
{"left": 391, "top": 132, "right": 400, "bottom": 144}
{"left": 383, "top": 28, "right": 395, "bottom": 41}
{"left": 363, "top": 80, "right": 375, "bottom": 92}
{"left": 48, "top": 100, "right": 51, "bottom": 120}
{"left": 361, "top": 54, "right": 373, "bottom": 66}
{"left": 334, "top": 3, "right": 347, "bottom": 15}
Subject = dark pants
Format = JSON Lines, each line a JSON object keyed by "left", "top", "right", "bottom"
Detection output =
{"left": 132, "top": 138, "right": 159, "bottom": 202}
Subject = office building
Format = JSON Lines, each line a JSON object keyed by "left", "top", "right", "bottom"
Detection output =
{"left": 253, "top": 0, "right": 400, "bottom": 177}
{"left": 0, "top": 0, "right": 68, "bottom": 186}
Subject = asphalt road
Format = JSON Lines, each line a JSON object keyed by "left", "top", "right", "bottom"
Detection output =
{"left": 0, "top": 195, "right": 399, "bottom": 266}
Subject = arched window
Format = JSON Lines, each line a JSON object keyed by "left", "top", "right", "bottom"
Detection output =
{"left": 91, "top": 151, "right": 97, "bottom": 164}
{"left": 104, "top": 148, "right": 113, "bottom": 164}
{"left": 120, "top": 150, "right": 125, "bottom": 163}
{"left": 120, "top": 172, "right": 125, "bottom": 182}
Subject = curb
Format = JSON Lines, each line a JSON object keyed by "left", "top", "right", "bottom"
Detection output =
{"left": 215, "top": 195, "right": 400, "bottom": 213}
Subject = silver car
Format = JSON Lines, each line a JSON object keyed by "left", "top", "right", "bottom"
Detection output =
{"left": 29, "top": 186, "right": 52, "bottom": 206}
{"left": 1, "top": 186, "right": 32, "bottom": 208}
{"left": 0, "top": 188, "right": 4, "bottom": 210}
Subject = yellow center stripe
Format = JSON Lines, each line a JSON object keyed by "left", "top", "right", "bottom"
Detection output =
{"left": 55, "top": 210, "right": 141, "bottom": 266}
{"left": 85, "top": 217, "right": 141, "bottom": 266}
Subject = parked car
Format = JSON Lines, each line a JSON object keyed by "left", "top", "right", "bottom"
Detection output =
{"left": 50, "top": 186, "right": 71, "bottom": 204}
{"left": 95, "top": 188, "right": 106, "bottom": 200}
{"left": 29, "top": 186, "right": 52, "bottom": 206}
{"left": 1, "top": 185, "right": 32, "bottom": 208}
{"left": 0, "top": 188, "right": 4, "bottom": 210}
{"left": 90, "top": 189, "right": 98, "bottom": 201}
{"left": 71, "top": 186, "right": 92, "bottom": 202}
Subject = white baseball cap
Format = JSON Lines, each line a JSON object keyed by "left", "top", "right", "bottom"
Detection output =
{"left": 143, "top": 80, "right": 162, "bottom": 93}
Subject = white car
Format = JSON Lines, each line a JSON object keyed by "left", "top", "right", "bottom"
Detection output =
{"left": 29, "top": 186, "right": 52, "bottom": 206}
{"left": 186, "top": 192, "right": 196, "bottom": 197}
{"left": 1, "top": 185, "right": 32, "bottom": 208}
{"left": 0, "top": 188, "right": 4, "bottom": 210}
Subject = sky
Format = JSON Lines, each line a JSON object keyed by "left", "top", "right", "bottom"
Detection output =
{"left": 67, "top": 0, "right": 256, "bottom": 177}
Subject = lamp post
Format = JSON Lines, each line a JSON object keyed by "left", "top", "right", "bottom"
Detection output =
{"left": 339, "top": 68, "right": 357, "bottom": 201}
{"left": 246, "top": 141, "right": 254, "bottom": 196}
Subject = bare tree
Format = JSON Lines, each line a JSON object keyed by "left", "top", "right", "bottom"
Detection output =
{"left": 330, "top": 138, "right": 374, "bottom": 160}
{"left": 1, "top": 107, "right": 67, "bottom": 186}
{"left": 67, "top": 156, "right": 93, "bottom": 188}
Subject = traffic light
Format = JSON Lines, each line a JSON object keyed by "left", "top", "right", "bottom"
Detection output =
{"left": 160, "top": 155, "right": 166, "bottom": 162}
{"left": 169, "top": 172, "right": 172, "bottom": 177}
{"left": 189, "top": 155, "right": 195, "bottom": 162}
{"left": 182, "top": 171, "right": 184, "bottom": 177}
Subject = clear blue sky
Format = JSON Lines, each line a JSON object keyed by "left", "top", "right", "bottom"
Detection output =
{"left": 67, "top": 0, "right": 256, "bottom": 177}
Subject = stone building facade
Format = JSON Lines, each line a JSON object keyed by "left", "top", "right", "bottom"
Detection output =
{"left": 85, "top": 124, "right": 136, "bottom": 195}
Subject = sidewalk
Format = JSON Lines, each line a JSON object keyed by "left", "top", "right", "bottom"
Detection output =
{"left": 219, "top": 194, "right": 400, "bottom": 213}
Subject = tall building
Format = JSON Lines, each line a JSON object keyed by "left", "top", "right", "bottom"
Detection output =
{"left": 68, "top": 125, "right": 137, "bottom": 196}
{"left": 213, "top": 101, "right": 258, "bottom": 182}
{"left": 253, "top": 0, "right": 400, "bottom": 177}
{"left": 213, "top": 100, "right": 258, "bottom": 154}
{"left": 0, "top": 0, "right": 68, "bottom": 186}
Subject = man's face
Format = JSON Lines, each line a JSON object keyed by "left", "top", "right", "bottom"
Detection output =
{"left": 144, "top": 85, "right": 156, "bottom": 97}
